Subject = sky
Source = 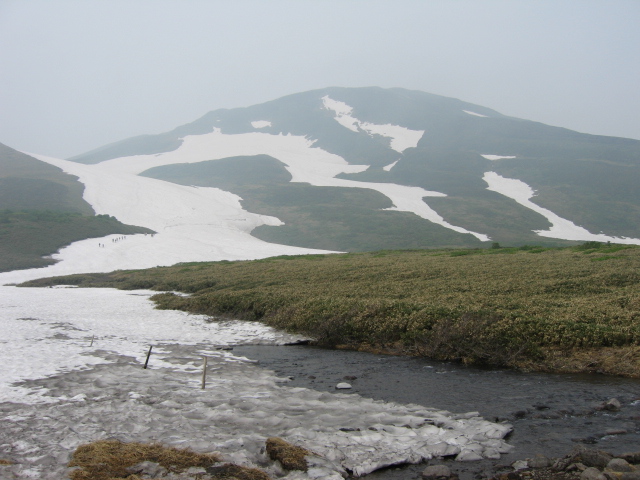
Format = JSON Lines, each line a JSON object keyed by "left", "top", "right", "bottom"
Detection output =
{"left": 0, "top": 0, "right": 639, "bottom": 159}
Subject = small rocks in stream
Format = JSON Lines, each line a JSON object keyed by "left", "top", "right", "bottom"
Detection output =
{"left": 421, "top": 464, "right": 454, "bottom": 479}
{"left": 597, "top": 398, "right": 622, "bottom": 412}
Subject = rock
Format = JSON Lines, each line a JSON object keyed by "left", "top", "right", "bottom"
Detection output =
{"left": 335, "top": 382, "right": 352, "bottom": 389}
{"left": 618, "top": 452, "right": 640, "bottom": 464}
{"left": 421, "top": 464, "right": 452, "bottom": 479}
{"left": 343, "top": 375, "right": 358, "bottom": 381}
{"left": 602, "top": 398, "right": 622, "bottom": 411}
{"left": 560, "top": 445, "right": 613, "bottom": 470}
{"left": 511, "top": 460, "right": 529, "bottom": 470}
{"left": 621, "top": 474, "right": 640, "bottom": 480}
{"left": 581, "top": 467, "right": 607, "bottom": 480}
{"left": 607, "top": 459, "right": 634, "bottom": 473}
{"left": 528, "top": 454, "right": 552, "bottom": 469}
{"left": 605, "top": 429, "right": 628, "bottom": 436}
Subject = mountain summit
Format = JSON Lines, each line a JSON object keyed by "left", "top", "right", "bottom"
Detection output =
{"left": 4, "top": 87, "right": 640, "bottom": 267}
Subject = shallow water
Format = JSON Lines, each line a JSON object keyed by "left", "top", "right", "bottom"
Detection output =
{"left": 234, "top": 345, "right": 640, "bottom": 479}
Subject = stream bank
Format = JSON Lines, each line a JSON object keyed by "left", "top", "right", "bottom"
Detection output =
{"left": 234, "top": 345, "right": 640, "bottom": 480}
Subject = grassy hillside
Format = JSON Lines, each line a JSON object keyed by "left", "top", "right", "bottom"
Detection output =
{"left": 0, "top": 143, "right": 153, "bottom": 271}
{"left": 22, "top": 243, "right": 640, "bottom": 377}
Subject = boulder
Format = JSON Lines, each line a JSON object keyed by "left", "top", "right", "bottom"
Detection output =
{"left": 421, "top": 464, "right": 452, "bottom": 479}
{"left": 581, "top": 467, "right": 607, "bottom": 480}
{"left": 528, "top": 454, "right": 552, "bottom": 469}
{"left": 607, "top": 458, "right": 634, "bottom": 473}
{"left": 556, "top": 446, "right": 613, "bottom": 470}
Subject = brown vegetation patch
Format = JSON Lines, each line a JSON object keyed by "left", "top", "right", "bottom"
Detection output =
{"left": 265, "top": 437, "right": 310, "bottom": 471}
{"left": 0, "top": 459, "right": 13, "bottom": 465}
{"left": 68, "top": 439, "right": 220, "bottom": 480}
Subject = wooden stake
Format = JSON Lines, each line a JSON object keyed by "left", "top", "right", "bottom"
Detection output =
{"left": 89, "top": 335, "right": 94, "bottom": 347}
{"left": 143, "top": 345, "right": 153, "bottom": 369}
{"left": 201, "top": 356, "right": 208, "bottom": 389}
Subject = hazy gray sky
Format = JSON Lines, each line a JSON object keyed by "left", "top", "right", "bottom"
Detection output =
{"left": 1, "top": 0, "right": 639, "bottom": 158}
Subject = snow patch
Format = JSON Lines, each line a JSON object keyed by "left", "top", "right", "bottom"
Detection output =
{"left": 322, "top": 95, "right": 424, "bottom": 153}
{"left": 383, "top": 160, "right": 399, "bottom": 171}
{"left": 481, "top": 155, "right": 516, "bottom": 161}
{"left": 463, "top": 110, "right": 488, "bottom": 118}
{"left": 483, "top": 171, "right": 640, "bottom": 244}
{"left": 251, "top": 120, "right": 271, "bottom": 129}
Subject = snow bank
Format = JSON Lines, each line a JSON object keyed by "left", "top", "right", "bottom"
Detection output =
{"left": 322, "top": 95, "right": 424, "bottom": 153}
{"left": 463, "top": 110, "right": 488, "bottom": 118}
{"left": 481, "top": 154, "right": 516, "bottom": 161}
{"left": 483, "top": 171, "right": 640, "bottom": 244}
{"left": 251, "top": 120, "right": 271, "bottom": 128}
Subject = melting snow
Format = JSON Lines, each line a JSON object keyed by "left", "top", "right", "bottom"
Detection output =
{"left": 322, "top": 96, "right": 424, "bottom": 153}
{"left": 251, "top": 120, "right": 271, "bottom": 129}
{"left": 463, "top": 110, "right": 488, "bottom": 118}
{"left": 483, "top": 171, "right": 640, "bottom": 244}
{"left": 481, "top": 154, "right": 516, "bottom": 161}
{"left": 0, "top": 281, "right": 512, "bottom": 478}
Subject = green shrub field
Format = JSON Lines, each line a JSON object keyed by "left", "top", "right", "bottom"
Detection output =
{"left": 22, "top": 243, "right": 640, "bottom": 376}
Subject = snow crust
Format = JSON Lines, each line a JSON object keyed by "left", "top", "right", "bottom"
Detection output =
{"left": 463, "top": 110, "right": 488, "bottom": 118}
{"left": 481, "top": 154, "right": 516, "bottom": 161}
{"left": 251, "top": 120, "right": 271, "bottom": 128}
{"left": 483, "top": 171, "right": 640, "bottom": 244}
{"left": 322, "top": 96, "right": 424, "bottom": 153}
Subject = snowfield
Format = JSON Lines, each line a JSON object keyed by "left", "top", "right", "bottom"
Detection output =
{"left": 322, "top": 96, "right": 424, "bottom": 153}
{"left": 484, "top": 171, "right": 640, "bottom": 244}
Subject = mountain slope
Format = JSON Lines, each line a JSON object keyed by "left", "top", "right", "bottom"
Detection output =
{"left": 0, "top": 143, "right": 152, "bottom": 271}
{"left": 21, "top": 87, "right": 640, "bottom": 255}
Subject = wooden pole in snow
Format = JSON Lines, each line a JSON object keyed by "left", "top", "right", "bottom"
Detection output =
{"left": 89, "top": 335, "right": 94, "bottom": 347}
{"left": 201, "top": 356, "right": 208, "bottom": 389}
{"left": 143, "top": 346, "right": 153, "bottom": 369}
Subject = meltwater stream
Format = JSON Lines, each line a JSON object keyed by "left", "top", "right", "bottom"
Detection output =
{"left": 234, "top": 345, "right": 640, "bottom": 479}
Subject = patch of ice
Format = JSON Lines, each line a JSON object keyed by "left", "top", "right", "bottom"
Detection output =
{"left": 483, "top": 171, "right": 640, "bottom": 244}
{"left": 383, "top": 160, "right": 398, "bottom": 171}
{"left": 481, "top": 154, "right": 516, "bottom": 161}
{"left": 322, "top": 96, "right": 424, "bottom": 153}
{"left": 463, "top": 110, "right": 488, "bottom": 118}
{"left": 251, "top": 120, "right": 271, "bottom": 129}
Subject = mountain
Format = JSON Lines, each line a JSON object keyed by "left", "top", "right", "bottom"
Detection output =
{"left": 0, "top": 143, "right": 152, "bottom": 271}
{"left": 7, "top": 87, "right": 640, "bottom": 265}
